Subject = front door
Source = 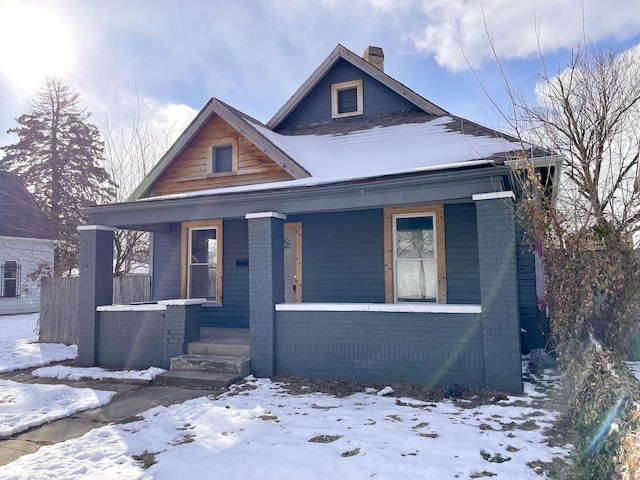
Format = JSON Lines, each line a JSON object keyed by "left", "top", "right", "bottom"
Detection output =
{"left": 284, "top": 222, "right": 302, "bottom": 303}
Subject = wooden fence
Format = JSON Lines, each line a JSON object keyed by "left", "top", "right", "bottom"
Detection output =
{"left": 39, "top": 275, "right": 151, "bottom": 345}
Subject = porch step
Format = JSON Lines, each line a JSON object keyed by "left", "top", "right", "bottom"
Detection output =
{"left": 155, "top": 354, "right": 250, "bottom": 389}
{"left": 186, "top": 342, "right": 250, "bottom": 356}
{"left": 170, "top": 354, "right": 250, "bottom": 376}
{"left": 155, "top": 370, "right": 244, "bottom": 389}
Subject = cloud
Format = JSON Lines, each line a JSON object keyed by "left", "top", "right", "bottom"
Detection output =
{"left": 411, "top": 0, "right": 640, "bottom": 71}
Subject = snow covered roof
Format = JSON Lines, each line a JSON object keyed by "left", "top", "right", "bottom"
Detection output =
{"left": 130, "top": 44, "right": 534, "bottom": 202}
{"left": 138, "top": 113, "right": 523, "bottom": 202}
{"left": 253, "top": 116, "right": 521, "bottom": 182}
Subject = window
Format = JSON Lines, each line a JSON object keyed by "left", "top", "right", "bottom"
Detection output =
{"left": 207, "top": 138, "right": 238, "bottom": 175}
{"left": 331, "top": 80, "right": 363, "bottom": 118}
{"left": 384, "top": 205, "right": 447, "bottom": 303}
{"left": 1, "top": 261, "right": 20, "bottom": 299}
{"left": 181, "top": 220, "right": 223, "bottom": 303}
{"left": 212, "top": 144, "right": 233, "bottom": 173}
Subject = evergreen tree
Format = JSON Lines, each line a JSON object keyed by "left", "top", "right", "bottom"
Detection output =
{"left": 0, "top": 77, "right": 115, "bottom": 275}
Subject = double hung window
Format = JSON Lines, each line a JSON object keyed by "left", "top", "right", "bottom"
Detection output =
{"left": 1, "top": 261, "right": 19, "bottom": 299}
{"left": 384, "top": 205, "right": 446, "bottom": 304}
{"left": 394, "top": 214, "right": 437, "bottom": 302}
{"left": 181, "top": 220, "right": 223, "bottom": 303}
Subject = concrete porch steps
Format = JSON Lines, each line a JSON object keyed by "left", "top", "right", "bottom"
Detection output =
{"left": 156, "top": 353, "right": 250, "bottom": 389}
{"left": 156, "top": 370, "right": 244, "bottom": 389}
{"left": 186, "top": 342, "right": 250, "bottom": 356}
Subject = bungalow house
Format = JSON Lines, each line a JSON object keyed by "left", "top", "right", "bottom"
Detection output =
{"left": 79, "top": 45, "right": 560, "bottom": 393}
{"left": 0, "top": 171, "right": 56, "bottom": 315}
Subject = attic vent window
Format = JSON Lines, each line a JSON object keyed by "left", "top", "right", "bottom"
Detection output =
{"left": 331, "top": 79, "right": 363, "bottom": 119}
{"left": 208, "top": 137, "right": 238, "bottom": 175}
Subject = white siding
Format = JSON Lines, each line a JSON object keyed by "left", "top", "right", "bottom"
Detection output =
{"left": 0, "top": 236, "right": 55, "bottom": 315}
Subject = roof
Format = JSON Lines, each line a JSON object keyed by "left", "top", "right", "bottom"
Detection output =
{"left": 141, "top": 113, "right": 526, "bottom": 202}
{"left": 130, "top": 44, "right": 548, "bottom": 202}
{"left": 0, "top": 171, "right": 56, "bottom": 240}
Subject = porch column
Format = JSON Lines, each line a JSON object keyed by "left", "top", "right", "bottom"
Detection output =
{"left": 77, "top": 225, "right": 114, "bottom": 367}
{"left": 246, "top": 212, "right": 286, "bottom": 377}
{"left": 473, "top": 192, "right": 522, "bottom": 393}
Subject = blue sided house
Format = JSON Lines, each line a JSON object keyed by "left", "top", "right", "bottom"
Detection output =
{"left": 79, "top": 45, "right": 560, "bottom": 393}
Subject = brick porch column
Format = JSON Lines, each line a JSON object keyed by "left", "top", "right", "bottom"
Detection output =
{"left": 77, "top": 225, "right": 114, "bottom": 366}
{"left": 473, "top": 192, "right": 523, "bottom": 393}
{"left": 246, "top": 212, "right": 286, "bottom": 377}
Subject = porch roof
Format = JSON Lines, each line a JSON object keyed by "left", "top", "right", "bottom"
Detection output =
{"left": 85, "top": 162, "right": 512, "bottom": 231}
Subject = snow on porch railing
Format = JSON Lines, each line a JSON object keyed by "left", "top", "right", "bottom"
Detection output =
{"left": 275, "top": 303, "right": 481, "bottom": 313}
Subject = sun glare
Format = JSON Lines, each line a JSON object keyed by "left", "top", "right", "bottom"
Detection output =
{"left": 0, "top": 1, "right": 74, "bottom": 88}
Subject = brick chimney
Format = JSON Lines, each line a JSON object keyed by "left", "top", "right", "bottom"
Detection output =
{"left": 362, "top": 46, "right": 384, "bottom": 72}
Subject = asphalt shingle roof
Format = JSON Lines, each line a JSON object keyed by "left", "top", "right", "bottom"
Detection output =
{"left": 0, "top": 171, "right": 56, "bottom": 240}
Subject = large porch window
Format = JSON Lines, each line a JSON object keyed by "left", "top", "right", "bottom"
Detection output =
{"left": 181, "top": 220, "right": 223, "bottom": 303}
{"left": 384, "top": 205, "right": 447, "bottom": 304}
{"left": 394, "top": 214, "right": 437, "bottom": 302}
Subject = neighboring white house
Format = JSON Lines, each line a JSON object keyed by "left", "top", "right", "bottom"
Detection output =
{"left": 0, "top": 171, "right": 56, "bottom": 315}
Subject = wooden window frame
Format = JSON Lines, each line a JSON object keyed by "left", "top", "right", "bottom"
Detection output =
{"left": 181, "top": 219, "right": 223, "bottom": 303}
{"left": 384, "top": 205, "right": 447, "bottom": 304}
{"left": 207, "top": 137, "right": 238, "bottom": 176}
{"left": 331, "top": 79, "right": 363, "bottom": 119}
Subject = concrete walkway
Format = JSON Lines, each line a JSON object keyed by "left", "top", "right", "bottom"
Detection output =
{"left": 0, "top": 363, "right": 223, "bottom": 466}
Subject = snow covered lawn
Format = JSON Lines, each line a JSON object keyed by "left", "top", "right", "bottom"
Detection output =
{"left": 0, "top": 312, "right": 572, "bottom": 479}
{"left": 0, "top": 375, "right": 570, "bottom": 479}
{"left": 0, "top": 313, "right": 76, "bottom": 372}
{"left": 33, "top": 365, "right": 165, "bottom": 381}
{"left": 0, "top": 380, "right": 115, "bottom": 438}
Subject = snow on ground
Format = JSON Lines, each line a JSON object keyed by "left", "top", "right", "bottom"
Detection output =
{"left": 0, "top": 380, "right": 115, "bottom": 438}
{"left": 0, "top": 313, "right": 76, "bottom": 372}
{"left": 626, "top": 361, "right": 640, "bottom": 382}
{"left": 0, "top": 313, "right": 570, "bottom": 479}
{"left": 33, "top": 365, "right": 166, "bottom": 381}
{"left": 0, "top": 314, "right": 115, "bottom": 438}
{"left": 0, "top": 374, "right": 570, "bottom": 480}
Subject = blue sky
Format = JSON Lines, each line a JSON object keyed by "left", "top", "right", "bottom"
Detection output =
{"left": 1, "top": 0, "right": 640, "bottom": 151}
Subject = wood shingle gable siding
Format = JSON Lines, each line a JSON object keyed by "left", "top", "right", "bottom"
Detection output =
{"left": 151, "top": 115, "right": 295, "bottom": 196}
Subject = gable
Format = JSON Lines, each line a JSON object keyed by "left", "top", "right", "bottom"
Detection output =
{"left": 276, "top": 59, "right": 420, "bottom": 131}
{"left": 150, "top": 114, "right": 295, "bottom": 197}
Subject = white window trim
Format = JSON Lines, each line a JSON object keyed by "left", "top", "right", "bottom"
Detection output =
{"left": 207, "top": 137, "right": 239, "bottom": 175}
{"left": 331, "top": 79, "right": 363, "bottom": 119}
{"left": 392, "top": 213, "right": 438, "bottom": 304}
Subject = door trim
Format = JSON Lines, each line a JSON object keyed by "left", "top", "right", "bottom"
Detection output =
{"left": 284, "top": 222, "right": 303, "bottom": 303}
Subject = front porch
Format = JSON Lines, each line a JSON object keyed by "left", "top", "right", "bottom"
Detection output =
{"left": 78, "top": 193, "right": 526, "bottom": 393}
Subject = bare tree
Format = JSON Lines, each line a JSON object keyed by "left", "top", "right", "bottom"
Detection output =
{"left": 512, "top": 46, "right": 640, "bottom": 236}
{"left": 100, "top": 103, "right": 175, "bottom": 274}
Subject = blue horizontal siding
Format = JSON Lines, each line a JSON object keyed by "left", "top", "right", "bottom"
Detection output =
{"left": 515, "top": 223, "right": 548, "bottom": 352}
{"left": 290, "top": 209, "right": 385, "bottom": 303}
{"left": 151, "top": 220, "right": 249, "bottom": 328}
{"left": 444, "top": 203, "right": 481, "bottom": 304}
{"left": 151, "top": 224, "right": 181, "bottom": 301}
{"left": 203, "top": 219, "right": 249, "bottom": 328}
